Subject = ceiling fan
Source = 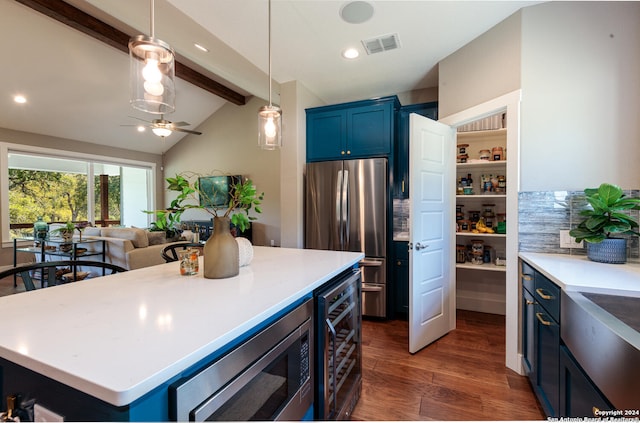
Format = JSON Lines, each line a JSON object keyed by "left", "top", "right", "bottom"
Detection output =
{"left": 124, "top": 115, "right": 202, "bottom": 137}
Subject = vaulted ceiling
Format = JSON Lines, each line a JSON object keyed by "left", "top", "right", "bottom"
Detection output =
{"left": 1, "top": 0, "right": 539, "bottom": 154}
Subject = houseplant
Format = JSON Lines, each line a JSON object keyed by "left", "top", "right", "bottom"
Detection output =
{"left": 150, "top": 173, "right": 264, "bottom": 278}
{"left": 569, "top": 183, "right": 640, "bottom": 264}
{"left": 51, "top": 221, "right": 76, "bottom": 242}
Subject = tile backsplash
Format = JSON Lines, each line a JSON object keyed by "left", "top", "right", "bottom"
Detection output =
{"left": 518, "top": 190, "right": 639, "bottom": 262}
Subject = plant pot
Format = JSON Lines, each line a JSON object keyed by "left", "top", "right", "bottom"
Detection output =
{"left": 203, "top": 216, "right": 239, "bottom": 278}
{"left": 586, "top": 238, "right": 628, "bottom": 264}
{"left": 60, "top": 229, "right": 74, "bottom": 242}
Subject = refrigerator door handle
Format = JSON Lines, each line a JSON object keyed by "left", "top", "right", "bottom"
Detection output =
{"left": 342, "top": 169, "right": 349, "bottom": 249}
{"left": 336, "top": 169, "right": 343, "bottom": 248}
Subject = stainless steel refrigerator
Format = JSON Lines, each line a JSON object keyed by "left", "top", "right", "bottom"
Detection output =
{"left": 305, "top": 158, "right": 387, "bottom": 318}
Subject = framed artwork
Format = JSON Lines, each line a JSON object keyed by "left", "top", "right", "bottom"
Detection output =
{"left": 198, "top": 175, "right": 242, "bottom": 207}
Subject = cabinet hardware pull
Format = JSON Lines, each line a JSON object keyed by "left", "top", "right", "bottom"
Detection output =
{"left": 526, "top": 300, "right": 535, "bottom": 306}
{"left": 536, "top": 312, "right": 553, "bottom": 326}
{"left": 401, "top": 180, "right": 405, "bottom": 193}
{"left": 522, "top": 274, "right": 533, "bottom": 281}
{"left": 535, "top": 288, "right": 553, "bottom": 300}
{"left": 341, "top": 151, "right": 345, "bottom": 155}
{"left": 346, "top": 150, "right": 351, "bottom": 155}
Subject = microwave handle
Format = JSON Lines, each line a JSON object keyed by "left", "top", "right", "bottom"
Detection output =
{"left": 326, "top": 317, "right": 338, "bottom": 416}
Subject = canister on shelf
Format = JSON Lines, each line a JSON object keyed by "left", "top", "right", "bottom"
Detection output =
{"left": 457, "top": 154, "right": 468, "bottom": 163}
{"left": 482, "top": 204, "right": 495, "bottom": 228}
{"left": 479, "top": 149, "right": 491, "bottom": 161}
{"left": 492, "top": 146, "right": 504, "bottom": 161}
{"left": 456, "top": 245, "right": 466, "bottom": 263}
{"left": 468, "top": 210, "right": 481, "bottom": 222}
{"left": 471, "top": 239, "right": 484, "bottom": 265}
{"left": 496, "top": 175, "right": 506, "bottom": 193}
{"left": 457, "top": 144, "right": 469, "bottom": 155}
{"left": 459, "top": 220, "right": 470, "bottom": 232}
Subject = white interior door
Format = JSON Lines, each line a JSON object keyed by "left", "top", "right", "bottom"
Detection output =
{"left": 408, "top": 113, "right": 456, "bottom": 354}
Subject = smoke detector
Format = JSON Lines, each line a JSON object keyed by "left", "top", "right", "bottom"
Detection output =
{"left": 362, "top": 33, "right": 401, "bottom": 55}
{"left": 340, "top": 1, "right": 374, "bottom": 24}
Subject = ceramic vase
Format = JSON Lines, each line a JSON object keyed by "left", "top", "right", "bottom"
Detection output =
{"left": 586, "top": 238, "right": 627, "bottom": 264}
{"left": 204, "top": 216, "right": 239, "bottom": 278}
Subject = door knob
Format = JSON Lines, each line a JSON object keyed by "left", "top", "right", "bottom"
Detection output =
{"left": 415, "top": 242, "right": 429, "bottom": 250}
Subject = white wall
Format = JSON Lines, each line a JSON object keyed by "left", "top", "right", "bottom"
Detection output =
{"left": 279, "top": 81, "right": 325, "bottom": 248}
{"left": 520, "top": 1, "right": 640, "bottom": 191}
{"left": 439, "top": 11, "right": 522, "bottom": 118}
{"left": 163, "top": 96, "right": 281, "bottom": 247}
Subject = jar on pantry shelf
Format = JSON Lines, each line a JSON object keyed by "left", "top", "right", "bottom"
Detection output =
{"left": 482, "top": 204, "right": 495, "bottom": 228}
{"left": 456, "top": 245, "right": 466, "bottom": 263}
{"left": 496, "top": 213, "right": 507, "bottom": 234}
{"left": 459, "top": 220, "right": 470, "bottom": 232}
{"left": 471, "top": 239, "right": 484, "bottom": 265}
{"left": 456, "top": 205, "right": 464, "bottom": 221}
{"left": 492, "top": 146, "right": 504, "bottom": 161}
{"left": 496, "top": 175, "right": 506, "bottom": 193}
{"left": 479, "top": 149, "right": 491, "bottom": 161}
{"left": 457, "top": 144, "right": 469, "bottom": 155}
{"left": 468, "top": 210, "right": 481, "bottom": 222}
{"left": 457, "top": 154, "right": 468, "bottom": 163}
{"left": 481, "top": 174, "right": 493, "bottom": 194}
{"left": 483, "top": 246, "right": 492, "bottom": 263}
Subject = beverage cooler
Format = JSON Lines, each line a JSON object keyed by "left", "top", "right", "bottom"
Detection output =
{"left": 314, "top": 268, "right": 362, "bottom": 420}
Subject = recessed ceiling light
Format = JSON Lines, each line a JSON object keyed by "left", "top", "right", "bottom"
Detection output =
{"left": 340, "top": 1, "right": 374, "bottom": 24}
{"left": 342, "top": 48, "right": 360, "bottom": 59}
{"left": 14, "top": 95, "right": 27, "bottom": 104}
{"left": 194, "top": 43, "right": 209, "bottom": 52}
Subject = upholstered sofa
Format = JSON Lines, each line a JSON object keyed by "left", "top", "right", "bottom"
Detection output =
{"left": 83, "top": 227, "right": 184, "bottom": 270}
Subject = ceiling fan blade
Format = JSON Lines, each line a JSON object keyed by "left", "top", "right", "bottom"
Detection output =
{"left": 173, "top": 128, "right": 202, "bottom": 135}
{"left": 171, "top": 121, "right": 191, "bottom": 127}
{"left": 127, "top": 115, "right": 152, "bottom": 123}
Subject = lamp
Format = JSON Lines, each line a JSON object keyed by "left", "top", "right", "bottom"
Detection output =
{"left": 258, "top": 0, "right": 282, "bottom": 150}
{"left": 129, "top": 0, "right": 175, "bottom": 114}
{"left": 152, "top": 127, "right": 172, "bottom": 137}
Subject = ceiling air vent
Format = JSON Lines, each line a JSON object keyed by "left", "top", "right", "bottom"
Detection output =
{"left": 362, "top": 33, "right": 400, "bottom": 55}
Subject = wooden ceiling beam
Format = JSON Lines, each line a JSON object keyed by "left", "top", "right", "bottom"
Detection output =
{"left": 14, "top": 0, "right": 247, "bottom": 106}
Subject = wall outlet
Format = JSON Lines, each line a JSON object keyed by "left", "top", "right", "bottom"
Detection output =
{"left": 34, "top": 404, "right": 64, "bottom": 422}
{"left": 560, "top": 230, "right": 583, "bottom": 248}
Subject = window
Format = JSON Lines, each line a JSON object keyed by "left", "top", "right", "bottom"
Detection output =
{"left": 1, "top": 143, "right": 155, "bottom": 242}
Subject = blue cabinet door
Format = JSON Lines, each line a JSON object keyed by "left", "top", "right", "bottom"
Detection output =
{"left": 535, "top": 303, "right": 560, "bottom": 417}
{"left": 559, "top": 346, "right": 612, "bottom": 417}
{"left": 306, "top": 109, "right": 347, "bottom": 161}
{"left": 347, "top": 102, "right": 393, "bottom": 157}
{"left": 522, "top": 287, "right": 536, "bottom": 379}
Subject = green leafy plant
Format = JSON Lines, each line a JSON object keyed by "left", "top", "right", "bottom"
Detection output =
{"left": 145, "top": 173, "right": 264, "bottom": 234}
{"left": 569, "top": 183, "right": 640, "bottom": 243}
{"left": 50, "top": 221, "right": 76, "bottom": 235}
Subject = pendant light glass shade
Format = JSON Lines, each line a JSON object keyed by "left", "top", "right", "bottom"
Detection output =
{"left": 258, "top": 105, "right": 282, "bottom": 150}
{"left": 129, "top": 1, "right": 175, "bottom": 114}
{"left": 129, "top": 35, "right": 175, "bottom": 114}
{"left": 258, "top": 0, "right": 282, "bottom": 150}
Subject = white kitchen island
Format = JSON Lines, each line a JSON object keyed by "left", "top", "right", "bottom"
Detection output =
{"left": 0, "top": 247, "right": 363, "bottom": 421}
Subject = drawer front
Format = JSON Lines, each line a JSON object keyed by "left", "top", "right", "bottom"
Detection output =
{"left": 521, "top": 261, "right": 535, "bottom": 294}
{"left": 535, "top": 273, "right": 560, "bottom": 323}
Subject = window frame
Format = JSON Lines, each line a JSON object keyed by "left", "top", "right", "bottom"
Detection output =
{"left": 1, "top": 142, "right": 156, "bottom": 247}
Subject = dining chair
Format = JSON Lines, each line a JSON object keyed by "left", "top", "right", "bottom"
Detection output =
{"left": 161, "top": 243, "right": 204, "bottom": 263}
{"left": 0, "top": 260, "right": 127, "bottom": 291}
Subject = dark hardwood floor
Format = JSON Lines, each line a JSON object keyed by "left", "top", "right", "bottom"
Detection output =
{"left": 351, "top": 310, "right": 546, "bottom": 421}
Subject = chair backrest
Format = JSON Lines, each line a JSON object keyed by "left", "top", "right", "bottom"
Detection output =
{"left": 0, "top": 260, "right": 128, "bottom": 291}
{"left": 161, "top": 243, "right": 204, "bottom": 263}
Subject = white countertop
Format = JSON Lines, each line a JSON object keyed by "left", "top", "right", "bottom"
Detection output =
{"left": 0, "top": 247, "right": 363, "bottom": 406}
{"left": 519, "top": 252, "right": 640, "bottom": 297}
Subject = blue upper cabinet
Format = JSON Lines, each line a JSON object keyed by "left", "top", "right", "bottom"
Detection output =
{"left": 306, "top": 96, "right": 400, "bottom": 162}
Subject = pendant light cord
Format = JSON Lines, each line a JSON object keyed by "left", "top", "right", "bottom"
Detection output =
{"left": 268, "top": 0, "right": 272, "bottom": 107}
{"left": 150, "top": 0, "right": 155, "bottom": 38}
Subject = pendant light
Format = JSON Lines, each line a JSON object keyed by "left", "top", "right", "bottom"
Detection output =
{"left": 258, "top": 0, "right": 282, "bottom": 150}
{"left": 129, "top": 0, "right": 175, "bottom": 114}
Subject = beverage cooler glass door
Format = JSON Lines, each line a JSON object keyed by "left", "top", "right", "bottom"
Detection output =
{"left": 316, "top": 269, "right": 362, "bottom": 420}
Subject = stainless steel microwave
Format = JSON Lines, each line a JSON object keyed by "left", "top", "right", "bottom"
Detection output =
{"left": 170, "top": 299, "right": 314, "bottom": 421}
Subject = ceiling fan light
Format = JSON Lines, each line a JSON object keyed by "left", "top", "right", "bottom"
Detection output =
{"left": 152, "top": 126, "right": 172, "bottom": 137}
{"left": 129, "top": 34, "right": 175, "bottom": 114}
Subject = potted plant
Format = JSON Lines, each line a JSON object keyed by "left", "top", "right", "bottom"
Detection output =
{"left": 148, "top": 173, "right": 264, "bottom": 278}
{"left": 51, "top": 221, "right": 76, "bottom": 242}
{"left": 569, "top": 183, "right": 640, "bottom": 264}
